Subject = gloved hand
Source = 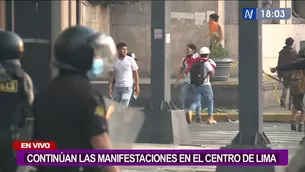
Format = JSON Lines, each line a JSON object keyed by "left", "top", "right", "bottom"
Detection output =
{"left": 15, "top": 166, "right": 37, "bottom": 172}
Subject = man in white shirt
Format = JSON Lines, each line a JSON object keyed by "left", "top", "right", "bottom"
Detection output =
{"left": 108, "top": 42, "right": 140, "bottom": 108}
{"left": 186, "top": 47, "right": 216, "bottom": 124}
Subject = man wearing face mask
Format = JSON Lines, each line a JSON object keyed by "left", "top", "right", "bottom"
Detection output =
{"left": 174, "top": 44, "right": 199, "bottom": 110}
{"left": 29, "top": 26, "right": 119, "bottom": 172}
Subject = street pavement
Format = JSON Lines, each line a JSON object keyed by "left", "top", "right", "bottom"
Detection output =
{"left": 122, "top": 122, "right": 303, "bottom": 172}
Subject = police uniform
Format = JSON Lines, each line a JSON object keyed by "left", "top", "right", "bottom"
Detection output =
{"left": 0, "top": 31, "right": 34, "bottom": 172}
{"left": 31, "top": 26, "right": 117, "bottom": 172}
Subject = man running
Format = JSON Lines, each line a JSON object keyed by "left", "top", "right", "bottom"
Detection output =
{"left": 175, "top": 44, "right": 200, "bottom": 109}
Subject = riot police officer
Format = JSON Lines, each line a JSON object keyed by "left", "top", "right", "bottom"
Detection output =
{"left": 0, "top": 30, "right": 34, "bottom": 172}
{"left": 31, "top": 26, "right": 119, "bottom": 172}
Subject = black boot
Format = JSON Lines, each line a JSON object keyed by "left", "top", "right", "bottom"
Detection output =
{"left": 299, "top": 123, "right": 305, "bottom": 132}
{"left": 288, "top": 95, "right": 293, "bottom": 110}
{"left": 291, "top": 121, "right": 297, "bottom": 131}
{"left": 300, "top": 137, "right": 305, "bottom": 145}
{"left": 280, "top": 98, "right": 286, "bottom": 108}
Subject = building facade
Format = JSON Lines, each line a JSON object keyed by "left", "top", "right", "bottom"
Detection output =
{"left": 0, "top": 0, "right": 304, "bottom": 88}
{"left": 0, "top": 0, "right": 110, "bottom": 90}
{"left": 109, "top": 0, "right": 305, "bottom": 77}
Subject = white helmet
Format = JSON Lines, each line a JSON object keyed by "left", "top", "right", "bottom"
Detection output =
{"left": 199, "top": 47, "right": 210, "bottom": 54}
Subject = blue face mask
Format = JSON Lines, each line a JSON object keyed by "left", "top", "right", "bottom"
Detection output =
{"left": 87, "top": 58, "right": 104, "bottom": 79}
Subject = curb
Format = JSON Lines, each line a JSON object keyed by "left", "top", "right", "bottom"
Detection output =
{"left": 197, "top": 113, "right": 292, "bottom": 123}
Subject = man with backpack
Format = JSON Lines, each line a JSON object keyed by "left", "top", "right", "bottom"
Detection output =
{"left": 186, "top": 47, "right": 216, "bottom": 124}
{"left": 277, "top": 37, "right": 298, "bottom": 109}
{"left": 271, "top": 48, "right": 305, "bottom": 133}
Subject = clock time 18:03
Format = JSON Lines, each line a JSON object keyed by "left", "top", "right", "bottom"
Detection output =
{"left": 257, "top": 8, "right": 291, "bottom": 20}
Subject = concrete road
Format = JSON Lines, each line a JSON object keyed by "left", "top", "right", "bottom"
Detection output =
{"left": 122, "top": 122, "right": 303, "bottom": 172}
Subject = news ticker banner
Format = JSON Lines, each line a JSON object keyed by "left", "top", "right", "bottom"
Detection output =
{"left": 16, "top": 150, "right": 288, "bottom": 166}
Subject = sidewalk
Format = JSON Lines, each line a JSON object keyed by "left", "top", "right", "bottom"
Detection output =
{"left": 120, "top": 122, "right": 300, "bottom": 172}
{"left": 197, "top": 106, "right": 292, "bottom": 123}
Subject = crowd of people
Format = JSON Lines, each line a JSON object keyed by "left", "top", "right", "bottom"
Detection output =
{"left": 106, "top": 42, "right": 218, "bottom": 125}
{"left": 106, "top": 14, "right": 223, "bottom": 125}
{"left": 3, "top": 11, "right": 305, "bottom": 172}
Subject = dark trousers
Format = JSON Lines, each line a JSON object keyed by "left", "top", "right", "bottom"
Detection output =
{"left": 0, "top": 130, "right": 16, "bottom": 172}
{"left": 280, "top": 74, "right": 292, "bottom": 108}
{"left": 292, "top": 94, "right": 305, "bottom": 112}
{"left": 280, "top": 75, "right": 290, "bottom": 99}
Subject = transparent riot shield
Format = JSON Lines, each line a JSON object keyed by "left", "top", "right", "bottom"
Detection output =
{"left": 103, "top": 97, "right": 145, "bottom": 149}
{"left": 285, "top": 144, "right": 305, "bottom": 172}
{"left": 15, "top": 98, "right": 145, "bottom": 172}
{"left": 18, "top": 98, "right": 145, "bottom": 149}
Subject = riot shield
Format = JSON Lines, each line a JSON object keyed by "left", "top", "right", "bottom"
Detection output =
{"left": 103, "top": 97, "right": 145, "bottom": 149}
{"left": 286, "top": 144, "right": 305, "bottom": 172}
{"left": 18, "top": 98, "right": 145, "bottom": 150}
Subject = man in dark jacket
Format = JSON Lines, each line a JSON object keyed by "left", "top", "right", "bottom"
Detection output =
{"left": 277, "top": 37, "right": 298, "bottom": 109}
{"left": 271, "top": 48, "right": 305, "bottom": 72}
{"left": 271, "top": 48, "right": 305, "bottom": 142}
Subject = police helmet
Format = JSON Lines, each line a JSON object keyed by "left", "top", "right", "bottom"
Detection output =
{"left": 53, "top": 26, "right": 117, "bottom": 72}
{"left": 0, "top": 30, "right": 24, "bottom": 61}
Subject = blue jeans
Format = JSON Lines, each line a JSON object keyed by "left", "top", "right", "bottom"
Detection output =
{"left": 180, "top": 82, "right": 193, "bottom": 108}
{"left": 189, "top": 85, "right": 214, "bottom": 119}
{"left": 179, "top": 82, "right": 200, "bottom": 113}
{"left": 113, "top": 86, "right": 133, "bottom": 108}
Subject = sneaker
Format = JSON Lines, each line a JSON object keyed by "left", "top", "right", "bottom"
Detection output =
{"left": 298, "top": 123, "right": 305, "bottom": 132}
{"left": 280, "top": 98, "right": 285, "bottom": 108}
{"left": 185, "top": 110, "right": 193, "bottom": 124}
{"left": 207, "top": 116, "right": 217, "bottom": 124}
{"left": 212, "top": 117, "right": 217, "bottom": 124}
{"left": 196, "top": 119, "right": 204, "bottom": 123}
{"left": 291, "top": 121, "right": 297, "bottom": 131}
{"left": 288, "top": 103, "right": 292, "bottom": 110}
{"left": 300, "top": 137, "right": 305, "bottom": 145}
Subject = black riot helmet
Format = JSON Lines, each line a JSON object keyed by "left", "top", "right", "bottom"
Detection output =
{"left": 53, "top": 26, "right": 117, "bottom": 72}
{"left": 0, "top": 30, "right": 24, "bottom": 62}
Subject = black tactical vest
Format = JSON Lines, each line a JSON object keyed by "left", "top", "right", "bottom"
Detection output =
{"left": 0, "top": 64, "right": 27, "bottom": 128}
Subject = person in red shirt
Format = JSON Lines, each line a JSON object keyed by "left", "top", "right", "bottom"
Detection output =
{"left": 175, "top": 44, "right": 199, "bottom": 110}
{"left": 186, "top": 47, "right": 217, "bottom": 124}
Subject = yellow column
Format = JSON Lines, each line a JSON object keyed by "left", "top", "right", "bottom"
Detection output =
{"left": 51, "top": 0, "right": 62, "bottom": 77}
{"left": 71, "top": 0, "right": 77, "bottom": 26}
{"left": 0, "top": 0, "right": 5, "bottom": 29}
{"left": 280, "top": 0, "right": 292, "bottom": 24}
{"left": 61, "top": 0, "right": 77, "bottom": 30}
{"left": 217, "top": 0, "right": 225, "bottom": 47}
